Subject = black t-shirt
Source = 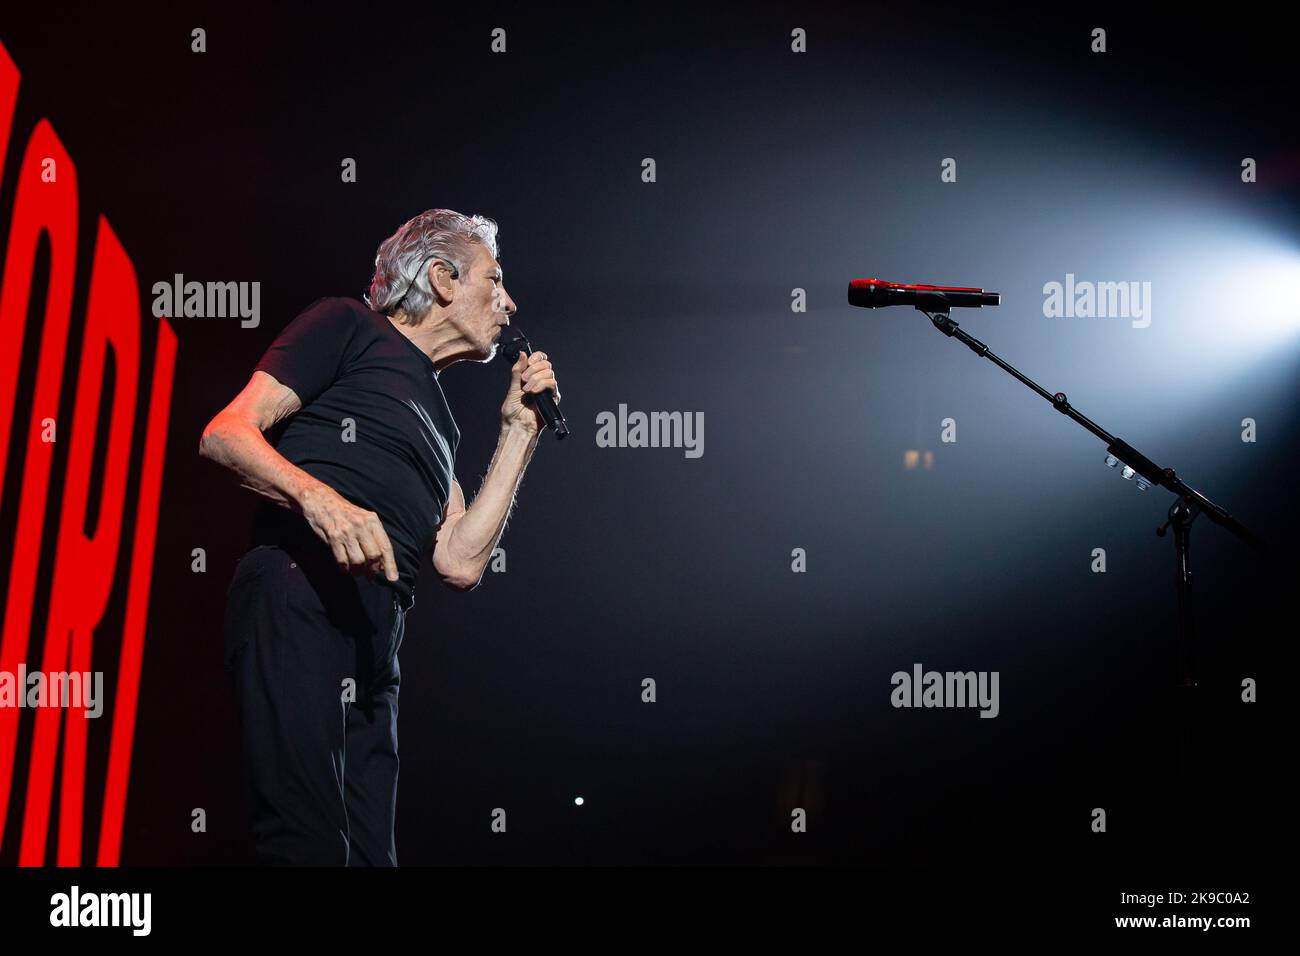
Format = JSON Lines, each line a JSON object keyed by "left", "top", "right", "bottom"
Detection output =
{"left": 249, "top": 296, "right": 459, "bottom": 601}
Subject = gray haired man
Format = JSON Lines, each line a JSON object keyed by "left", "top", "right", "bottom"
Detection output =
{"left": 200, "top": 209, "right": 560, "bottom": 864}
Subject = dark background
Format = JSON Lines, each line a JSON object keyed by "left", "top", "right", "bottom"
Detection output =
{"left": 0, "top": 1, "right": 1292, "bottom": 866}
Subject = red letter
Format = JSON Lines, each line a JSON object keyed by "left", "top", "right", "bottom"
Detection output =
{"left": 20, "top": 216, "right": 138, "bottom": 865}
{"left": 0, "top": 118, "right": 79, "bottom": 855}
{"left": 98, "top": 317, "right": 176, "bottom": 866}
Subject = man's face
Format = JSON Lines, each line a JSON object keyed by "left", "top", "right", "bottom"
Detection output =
{"left": 448, "top": 242, "right": 516, "bottom": 362}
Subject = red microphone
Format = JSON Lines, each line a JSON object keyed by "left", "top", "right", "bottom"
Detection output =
{"left": 848, "top": 278, "right": 1000, "bottom": 309}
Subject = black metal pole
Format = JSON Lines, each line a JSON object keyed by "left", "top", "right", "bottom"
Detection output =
{"left": 918, "top": 306, "right": 1264, "bottom": 688}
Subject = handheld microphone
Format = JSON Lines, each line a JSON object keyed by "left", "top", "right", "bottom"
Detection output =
{"left": 498, "top": 326, "right": 569, "bottom": 440}
{"left": 848, "top": 278, "right": 1001, "bottom": 310}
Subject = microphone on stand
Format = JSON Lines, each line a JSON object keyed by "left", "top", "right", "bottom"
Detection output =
{"left": 848, "top": 278, "right": 1001, "bottom": 310}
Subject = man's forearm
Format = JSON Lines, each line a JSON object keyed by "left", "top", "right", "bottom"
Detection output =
{"left": 199, "top": 414, "right": 323, "bottom": 512}
{"left": 201, "top": 410, "right": 402, "bottom": 579}
{"left": 443, "top": 423, "right": 540, "bottom": 581}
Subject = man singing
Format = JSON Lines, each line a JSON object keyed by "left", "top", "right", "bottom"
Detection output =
{"left": 199, "top": 209, "right": 559, "bottom": 865}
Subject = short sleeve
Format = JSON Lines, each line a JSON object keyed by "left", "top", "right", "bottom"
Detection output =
{"left": 254, "top": 297, "right": 361, "bottom": 406}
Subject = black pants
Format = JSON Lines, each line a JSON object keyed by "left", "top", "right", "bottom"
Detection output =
{"left": 222, "top": 540, "right": 410, "bottom": 865}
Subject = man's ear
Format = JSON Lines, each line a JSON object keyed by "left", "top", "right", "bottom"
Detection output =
{"left": 428, "top": 259, "right": 459, "bottom": 304}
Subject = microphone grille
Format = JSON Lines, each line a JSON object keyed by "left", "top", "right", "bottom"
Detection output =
{"left": 498, "top": 326, "right": 531, "bottom": 358}
{"left": 847, "top": 279, "right": 890, "bottom": 308}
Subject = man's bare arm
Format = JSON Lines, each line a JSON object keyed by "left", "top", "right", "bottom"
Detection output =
{"left": 431, "top": 348, "right": 559, "bottom": 591}
{"left": 432, "top": 425, "right": 538, "bottom": 591}
{"left": 199, "top": 370, "right": 399, "bottom": 581}
{"left": 198, "top": 370, "right": 308, "bottom": 506}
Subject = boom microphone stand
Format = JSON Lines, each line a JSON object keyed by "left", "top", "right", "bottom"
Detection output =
{"left": 906, "top": 291, "right": 1265, "bottom": 690}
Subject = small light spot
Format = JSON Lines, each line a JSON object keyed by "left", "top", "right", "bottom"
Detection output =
{"left": 574, "top": 796, "right": 584, "bottom": 806}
